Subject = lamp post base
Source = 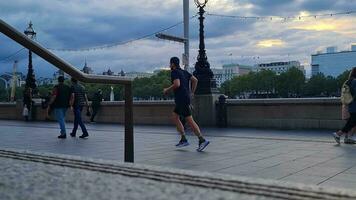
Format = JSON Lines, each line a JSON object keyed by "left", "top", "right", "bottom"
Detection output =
{"left": 192, "top": 94, "right": 220, "bottom": 126}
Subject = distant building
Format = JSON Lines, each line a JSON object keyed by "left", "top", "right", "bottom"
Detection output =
{"left": 37, "top": 77, "right": 53, "bottom": 86}
{"left": 0, "top": 72, "right": 25, "bottom": 89}
{"left": 222, "top": 64, "right": 252, "bottom": 82}
{"left": 81, "top": 61, "right": 93, "bottom": 74}
{"left": 102, "top": 69, "right": 114, "bottom": 76}
{"left": 187, "top": 64, "right": 252, "bottom": 87}
{"left": 256, "top": 61, "right": 305, "bottom": 76}
{"left": 125, "top": 71, "right": 153, "bottom": 79}
{"left": 211, "top": 68, "right": 224, "bottom": 87}
{"left": 119, "top": 69, "right": 125, "bottom": 77}
{"left": 311, "top": 45, "right": 356, "bottom": 77}
{"left": 153, "top": 69, "right": 170, "bottom": 74}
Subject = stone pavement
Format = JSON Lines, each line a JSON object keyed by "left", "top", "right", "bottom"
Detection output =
{"left": 1, "top": 120, "right": 356, "bottom": 191}
{"left": 4, "top": 149, "right": 356, "bottom": 200}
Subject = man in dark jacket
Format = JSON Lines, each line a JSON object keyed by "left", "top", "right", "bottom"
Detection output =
{"left": 48, "top": 76, "right": 71, "bottom": 139}
{"left": 90, "top": 89, "right": 103, "bottom": 123}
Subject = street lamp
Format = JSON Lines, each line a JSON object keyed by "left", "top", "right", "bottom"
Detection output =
{"left": 194, "top": 0, "right": 208, "bottom": 7}
{"left": 24, "top": 21, "right": 37, "bottom": 90}
{"left": 193, "top": 0, "right": 217, "bottom": 94}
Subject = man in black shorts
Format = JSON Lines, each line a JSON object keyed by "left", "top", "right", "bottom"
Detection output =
{"left": 163, "top": 57, "right": 210, "bottom": 152}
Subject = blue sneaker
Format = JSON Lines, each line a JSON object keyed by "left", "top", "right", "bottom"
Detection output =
{"left": 176, "top": 139, "right": 189, "bottom": 147}
{"left": 197, "top": 140, "right": 210, "bottom": 152}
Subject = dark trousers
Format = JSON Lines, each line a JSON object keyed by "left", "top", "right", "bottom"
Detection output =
{"left": 90, "top": 105, "right": 99, "bottom": 122}
{"left": 72, "top": 106, "right": 88, "bottom": 135}
{"left": 342, "top": 113, "right": 356, "bottom": 133}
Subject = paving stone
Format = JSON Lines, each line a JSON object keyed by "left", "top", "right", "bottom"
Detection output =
{"left": 2, "top": 120, "right": 356, "bottom": 191}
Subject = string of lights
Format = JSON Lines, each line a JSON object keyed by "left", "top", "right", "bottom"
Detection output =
{"left": 0, "top": 48, "right": 25, "bottom": 63}
{"left": 47, "top": 14, "right": 198, "bottom": 52}
{"left": 207, "top": 10, "right": 356, "bottom": 21}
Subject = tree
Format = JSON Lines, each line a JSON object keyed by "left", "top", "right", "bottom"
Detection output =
{"left": 276, "top": 67, "right": 305, "bottom": 97}
{"left": 132, "top": 70, "right": 172, "bottom": 100}
{"left": 304, "top": 73, "right": 327, "bottom": 97}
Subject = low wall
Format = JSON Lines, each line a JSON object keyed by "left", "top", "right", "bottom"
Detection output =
{"left": 0, "top": 100, "right": 175, "bottom": 125}
{"left": 0, "top": 98, "right": 345, "bottom": 129}
{"left": 226, "top": 98, "right": 343, "bottom": 129}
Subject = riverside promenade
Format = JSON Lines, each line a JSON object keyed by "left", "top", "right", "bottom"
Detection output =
{"left": 2, "top": 119, "right": 356, "bottom": 199}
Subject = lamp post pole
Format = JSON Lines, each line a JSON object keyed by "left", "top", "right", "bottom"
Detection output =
{"left": 24, "top": 21, "right": 37, "bottom": 90}
{"left": 193, "top": 0, "right": 217, "bottom": 94}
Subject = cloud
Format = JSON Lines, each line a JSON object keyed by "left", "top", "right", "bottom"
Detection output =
{"left": 257, "top": 39, "right": 285, "bottom": 48}
{"left": 0, "top": 0, "right": 355, "bottom": 79}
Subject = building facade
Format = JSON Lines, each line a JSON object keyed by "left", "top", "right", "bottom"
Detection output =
{"left": 81, "top": 61, "right": 93, "bottom": 74}
{"left": 187, "top": 64, "right": 252, "bottom": 88}
{"left": 311, "top": 45, "right": 356, "bottom": 77}
{"left": 125, "top": 71, "right": 153, "bottom": 79}
{"left": 0, "top": 72, "right": 25, "bottom": 89}
{"left": 256, "top": 61, "right": 305, "bottom": 76}
{"left": 222, "top": 64, "right": 252, "bottom": 82}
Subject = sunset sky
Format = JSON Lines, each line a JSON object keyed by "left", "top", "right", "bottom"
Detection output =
{"left": 0, "top": 0, "right": 355, "bottom": 77}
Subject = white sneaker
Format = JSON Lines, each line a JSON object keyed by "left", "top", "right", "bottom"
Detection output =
{"left": 333, "top": 132, "right": 341, "bottom": 144}
{"left": 344, "top": 137, "right": 356, "bottom": 144}
{"left": 197, "top": 140, "right": 210, "bottom": 152}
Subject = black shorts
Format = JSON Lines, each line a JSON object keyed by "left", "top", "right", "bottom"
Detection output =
{"left": 174, "top": 104, "right": 192, "bottom": 118}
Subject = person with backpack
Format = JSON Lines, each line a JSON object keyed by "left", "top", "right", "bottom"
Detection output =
{"left": 333, "top": 67, "right": 356, "bottom": 144}
{"left": 341, "top": 101, "right": 356, "bottom": 144}
{"left": 48, "top": 76, "right": 71, "bottom": 139}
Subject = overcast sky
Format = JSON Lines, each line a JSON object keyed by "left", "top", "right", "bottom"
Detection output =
{"left": 0, "top": 0, "right": 356, "bottom": 78}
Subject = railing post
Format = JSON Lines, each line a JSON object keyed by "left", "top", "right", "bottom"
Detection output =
{"left": 124, "top": 83, "right": 134, "bottom": 162}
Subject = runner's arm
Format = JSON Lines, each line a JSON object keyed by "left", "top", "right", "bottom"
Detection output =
{"left": 190, "top": 75, "right": 198, "bottom": 94}
{"left": 48, "top": 88, "right": 57, "bottom": 105}
{"left": 69, "top": 93, "right": 75, "bottom": 107}
{"left": 164, "top": 79, "right": 180, "bottom": 94}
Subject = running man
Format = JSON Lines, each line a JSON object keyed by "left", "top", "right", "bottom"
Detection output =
{"left": 163, "top": 57, "right": 210, "bottom": 152}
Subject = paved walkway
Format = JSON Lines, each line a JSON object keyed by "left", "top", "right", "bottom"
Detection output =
{"left": 1, "top": 120, "right": 356, "bottom": 190}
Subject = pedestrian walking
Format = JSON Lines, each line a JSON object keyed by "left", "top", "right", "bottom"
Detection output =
{"left": 48, "top": 76, "right": 71, "bottom": 139}
{"left": 90, "top": 89, "right": 103, "bottom": 123}
{"left": 70, "top": 78, "right": 90, "bottom": 139}
{"left": 22, "top": 86, "right": 32, "bottom": 121}
{"left": 163, "top": 57, "right": 210, "bottom": 152}
{"left": 341, "top": 104, "right": 356, "bottom": 144}
{"left": 333, "top": 67, "right": 356, "bottom": 144}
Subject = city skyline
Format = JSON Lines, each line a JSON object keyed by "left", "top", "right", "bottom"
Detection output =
{"left": 0, "top": 0, "right": 355, "bottom": 78}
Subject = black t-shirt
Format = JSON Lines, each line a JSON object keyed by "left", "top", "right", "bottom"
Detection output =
{"left": 52, "top": 84, "right": 71, "bottom": 108}
{"left": 92, "top": 92, "right": 103, "bottom": 107}
{"left": 171, "top": 68, "right": 192, "bottom": 105}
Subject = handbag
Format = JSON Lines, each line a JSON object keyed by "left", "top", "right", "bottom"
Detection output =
{"left": 22, "top": 106, "right": 29, "bottom": 117}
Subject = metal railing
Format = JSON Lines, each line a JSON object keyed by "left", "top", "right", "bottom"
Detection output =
{"left": 0, "top": 19, "right": 134, "bottom": 162}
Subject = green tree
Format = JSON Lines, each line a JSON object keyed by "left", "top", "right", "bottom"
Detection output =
{"left": 304, "top": 73, "right": 327, "bottom": 96}
{"left": 276, "top": 67, "right": 305, "bottom": 97}
{"left": 132, "top": 70, "right": 172, "bottom": 100}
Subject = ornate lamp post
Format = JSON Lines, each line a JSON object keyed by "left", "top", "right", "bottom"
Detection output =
{"left": 193, "top": 0, "right": 217, "bottom": 94}
{"left": 24, "top": 21, "right": 37, "bottom": 90}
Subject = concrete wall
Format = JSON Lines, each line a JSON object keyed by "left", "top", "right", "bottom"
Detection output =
{"left": 226, "top": 98, "right": 343, "bottom": 129}
{"left": 0, "top": 101, "right": 174, "bottom": 125}
{"left": 0, "top": 98, "right": 345, "bottom": 129}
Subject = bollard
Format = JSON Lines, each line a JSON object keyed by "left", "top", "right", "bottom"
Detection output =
{"left": 216, "top": 95, "right": 227, "bottom": 128}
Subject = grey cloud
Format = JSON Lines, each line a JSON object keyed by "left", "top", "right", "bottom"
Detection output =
{"left": 1, "top": 0, "right": 355, "bottom": 77}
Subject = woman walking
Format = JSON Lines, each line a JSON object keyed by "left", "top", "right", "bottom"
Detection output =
{"left": 333, "top": 67, "right": 356, "bottom": 144}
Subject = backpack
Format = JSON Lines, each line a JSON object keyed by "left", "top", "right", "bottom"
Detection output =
{"left": 341, "top": 80, "right": 353, "bottom": 105}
